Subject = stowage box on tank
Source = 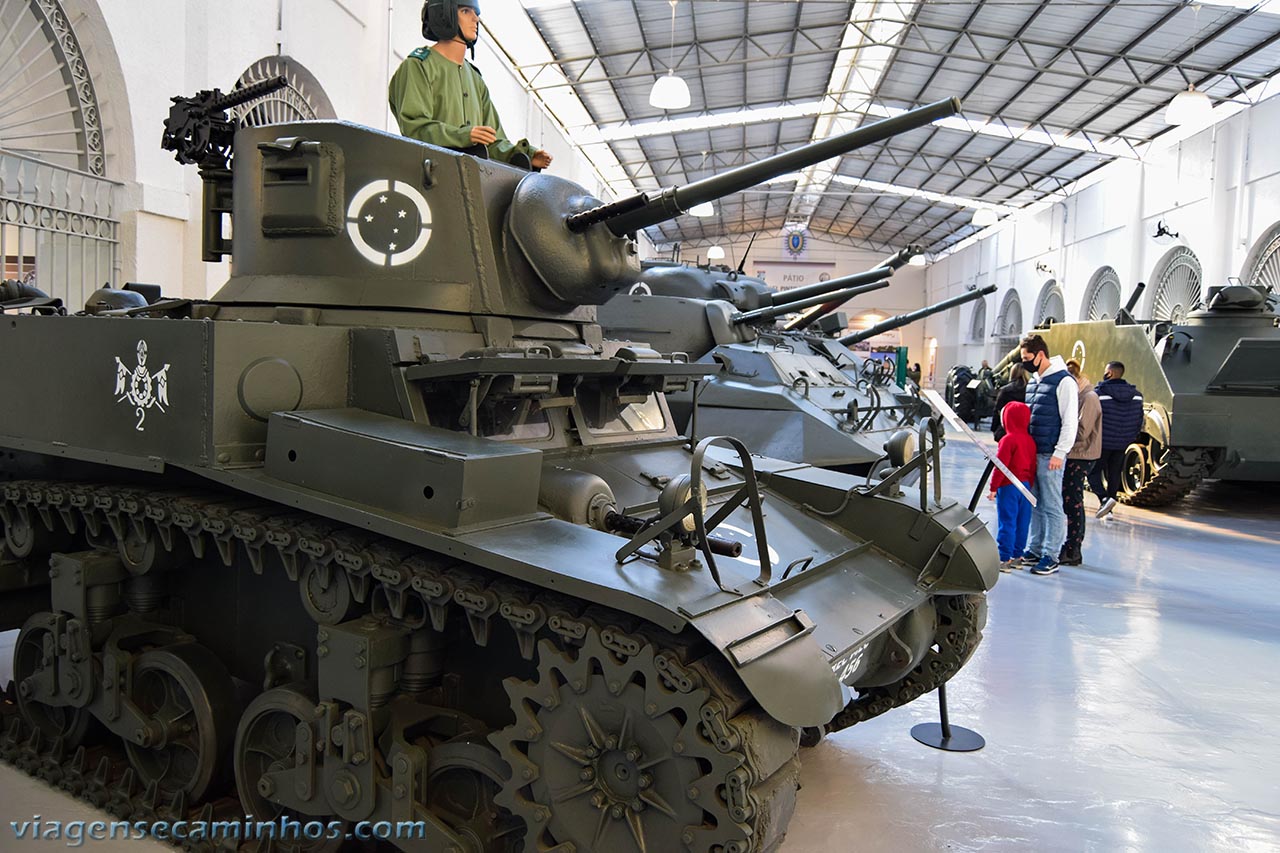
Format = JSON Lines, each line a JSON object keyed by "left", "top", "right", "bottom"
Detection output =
{"left": 0, "top": 82, "right": 998, "bottom": 852}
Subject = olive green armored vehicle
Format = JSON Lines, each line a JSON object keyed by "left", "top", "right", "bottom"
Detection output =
{"left": 0, "top": 82, "right": 997, "bottom": 853}
{"left": 1034, "top": 282, "right": 1280, "bottom": 506}
{"left": 600, "top": 260, "right": 994, "bottom": 472}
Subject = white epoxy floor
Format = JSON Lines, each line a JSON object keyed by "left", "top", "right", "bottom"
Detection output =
{"left": 2, "top": 430, "right": 1277, "bottom": 852}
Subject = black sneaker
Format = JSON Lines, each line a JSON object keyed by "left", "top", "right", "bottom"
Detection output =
{"left": 1017, "top": 552, "right": 1040, "bottom": 567}
{"left": 1059, "top": 551, "right": 1082, "bottom": 566}
{"left": 1030, "top": 557, "right": 1060, "bottom": 575}
{"left": 1095, "top": 498, "right": 1117, "bottom": 519}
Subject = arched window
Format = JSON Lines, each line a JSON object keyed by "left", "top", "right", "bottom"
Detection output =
{"left": 995, "top": 289, "right": 1023, "bottom": 341}
{"left": 1240, "top": 221, "right": 1280, "bottom": 292}
{"left": 0, "top": 0, "right": 119, "bottom": 307}
{"left": 968, "top": 295, "right": 987, "bottom": 342}
{"left": 1081, "top": 265, "right": 1122, "bottom": 320}
{"left": 1034, "top": 278, "right": 1065, "bottom": 324}
{"left": 232, "top": 56, "right": 336, "bottom": 126}
{"left": 1148, "top": 245, "right": 1202, "bottom": 322}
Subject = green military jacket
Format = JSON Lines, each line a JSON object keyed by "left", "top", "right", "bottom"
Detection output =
{"left": 388, "top": 46, "right": 535, "bottom": 166}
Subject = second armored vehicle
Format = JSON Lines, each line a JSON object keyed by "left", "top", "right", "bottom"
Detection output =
{"left": 601, "top": 260, "right": 994, "bottom": 472}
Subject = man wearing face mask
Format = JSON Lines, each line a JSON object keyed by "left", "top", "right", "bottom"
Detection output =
{"left": 1015, "top": 333, "right": 1077, "bottom": 576}
{"left": 389, "top": 0, "right": 553, "bottom": 170}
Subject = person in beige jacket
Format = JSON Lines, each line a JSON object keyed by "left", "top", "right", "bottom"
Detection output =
{"left": 1061, "top": 361, "right": 1101, "bottom": 565}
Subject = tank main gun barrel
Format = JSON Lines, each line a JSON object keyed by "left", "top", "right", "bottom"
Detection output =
{"left": 1123, "top": 281, "right": 1146, "bottom": 315}
{"left": 838, "top": 284, "right": 996, "bottom": 345}
{"left": 783, "top": 245, "right": 921, "bottom": 331}
{"left": 568, "top": 98, "right": 963, "bottom": 237}
{"left": 732, "top": 279, "right": 890, "bottom": 326}
{"left": 763, "top": 265, "right": 894, "bottom": 309}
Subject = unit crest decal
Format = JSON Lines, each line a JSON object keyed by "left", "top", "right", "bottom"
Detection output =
{"left": 113, "top": 340, "right": 170, "bottom": 432}
{"left": 346, "top": 179, "right": 432, "bottom": 267}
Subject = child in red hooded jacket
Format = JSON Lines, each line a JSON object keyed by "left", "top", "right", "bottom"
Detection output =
{"left": 988, "top": 401, "right": 1037, "bottom": 572}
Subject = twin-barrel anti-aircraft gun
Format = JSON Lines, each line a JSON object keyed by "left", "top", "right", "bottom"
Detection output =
{"left": 601, "top": 258, "right": 995, "bottom": 472}
{"left": 972, "top": 280, "right": 1280, "bottom": 507}
{"left": 0, "top": 79, "right": 998, "bottom": 853}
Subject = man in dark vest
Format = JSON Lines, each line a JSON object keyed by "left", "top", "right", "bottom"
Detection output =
{"left": 1017, "top": 333, "right": 1078, "bottom": 575}
{"left": 1089, "top": 360, "right": 1144, "bottom": 518}
{"left": 389, "top": 0, "right": 553, "bottom": 170}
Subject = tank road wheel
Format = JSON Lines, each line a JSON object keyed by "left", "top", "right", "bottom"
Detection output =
{"left": 425, "top": 741, "right": 524, "bottom": 853}
{"left": 13, "top": 614, "right": 93, "bottom": 748}
{"left": 494, "top": 630, "right": 800, "bottom": 853}
{"left": 4, "top": 506, "right": 68, "bottom": 560}
{"left": 299, "top": 560, "right": 353, "bottom": 625}
{"left": 234, "top": 686, "right": 347, "bottom": 853}
{"left": 1120, "top": 442, "right": 1150, "bottom": 500}
{"left": 826, "top": 594, "right": 988, "bottom": 734}
{"left": 123, "top": 643, "right": 238, "bottom": 801}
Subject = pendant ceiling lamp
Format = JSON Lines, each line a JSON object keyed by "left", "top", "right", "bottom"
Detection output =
{"left": 707, "top": 245, "right": 726, "bottom": 260}
{"left": 971, "top": 207, "right": 998, "bottom": 228}
{"left": 687, "top": 201, "right": 715, "bottom": 217}
{"left": 649, "top": 1, "right": 691, "bottom": 110}
{"left": 1165, "top": 85, "right": 1212, "bottom": 126}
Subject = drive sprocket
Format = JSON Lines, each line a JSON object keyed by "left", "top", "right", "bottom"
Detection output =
{"left": 492, "top": 629, "right": 799, "bottom": 853}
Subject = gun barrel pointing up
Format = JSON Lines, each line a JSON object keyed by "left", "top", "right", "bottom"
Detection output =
{"left": 568, "top": 98, "right": 963, "bottom": 237}
{"left": 731, "top": 279, "right": 891, "bottom": 326}
{"left": 837, "top": 283, "right": 998, "bottom": 345}
{"left": 764, "top": 265, "right": 895, "bottom": 309}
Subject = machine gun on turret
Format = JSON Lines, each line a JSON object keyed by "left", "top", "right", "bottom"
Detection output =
{"left": 161, "top": 76, "right": 288, "bottom": 169}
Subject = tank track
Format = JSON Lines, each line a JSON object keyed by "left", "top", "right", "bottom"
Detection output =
{"left": 0, "top": 478, "right": 801, "bottom": 853}
{"left": 823, "top": 593, "right": 987, "bottom": 735}
{"left": 1123, "top": 446, "right": 1216, "bottom": 508}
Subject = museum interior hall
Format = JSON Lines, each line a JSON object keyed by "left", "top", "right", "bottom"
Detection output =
{"left": 0, "top": 1, "right": 1277, "bottom": 851}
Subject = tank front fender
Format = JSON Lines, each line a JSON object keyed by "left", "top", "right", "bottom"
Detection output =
{"left": 688, "top": 593, "right": 844, "bottom": 728}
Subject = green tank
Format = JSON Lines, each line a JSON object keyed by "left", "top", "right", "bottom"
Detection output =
{"left": 1031, "top": 282, "right": 1280, "bottom": 505}
{"left": 0, "top": 81, "right": 997, "bottom": 852}
{"left": 600, "top": 260, "right": 994, "bottom": 472}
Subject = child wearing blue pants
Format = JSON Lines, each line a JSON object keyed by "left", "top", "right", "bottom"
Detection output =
{"left": 988, "top": 401, "right": 1036, "bottom": 572}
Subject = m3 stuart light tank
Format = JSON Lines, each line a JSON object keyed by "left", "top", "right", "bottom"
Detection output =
{"left": 1032, "top": 282, "right": 1280, "bottom": 506}
{"left": 0, "top": 82, "right": 997, "bottom": 853}
{"left": 600, "top": 258, "right": 994, "bottom": 472}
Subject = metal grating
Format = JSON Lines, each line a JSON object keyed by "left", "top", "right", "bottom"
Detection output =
{"left": 1241, "top": 221, "right": 1280, "bottom": 292}
{"left": 1034, "top": 279, "right": 1066, "bottom": 324}
{"left": 995, "top": 288, "right": 1023, "bottom": 338}
{"left": 1149, "top": 245, "right": 1203, "bottom": 322}
{"left": 1083, "top": 265, "right": 1123, "bottom": 320}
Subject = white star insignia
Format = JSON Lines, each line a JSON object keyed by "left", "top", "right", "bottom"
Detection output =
{"left": 393, "top": 228, "right": 399, "bottom": 234}
{"left": 398, "top": 210, "right": 407, "bottom": 219}
{"left": 388, "top": 242, "right": 397, "bottom": 251}
{"left": 378, "top": 195, "right": 388, "bottom": 203}
{"left": 364, "top": 214, "right": 373, "bottom": 222}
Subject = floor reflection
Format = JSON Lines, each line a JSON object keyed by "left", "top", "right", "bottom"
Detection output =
{"left": 781, "top": 430, "right": 1280, "bottom": 852}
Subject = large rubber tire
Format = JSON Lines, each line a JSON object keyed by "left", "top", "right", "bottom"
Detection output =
{"left": 1121, "top": 446, "right": 1214, "bottom": 507}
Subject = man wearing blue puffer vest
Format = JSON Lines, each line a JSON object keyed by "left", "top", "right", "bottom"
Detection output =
{"left": 1016, "top": 333, "right": 1078, "bottom": 575}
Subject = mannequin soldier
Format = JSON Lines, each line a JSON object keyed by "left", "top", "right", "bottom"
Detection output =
{"left": 389, "top": 0, "right": 553, "bottom": 170}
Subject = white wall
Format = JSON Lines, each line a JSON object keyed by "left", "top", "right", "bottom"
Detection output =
{"left": 925, "top": 92, "right": 1280, "bottom": 380}
{"left": 96, "top": 0, "right": 617, "bottom": 298}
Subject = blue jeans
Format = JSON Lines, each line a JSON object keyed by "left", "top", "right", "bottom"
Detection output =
{"left": 1027, "top": 454, "right": 1066, "bottom": 559}
{"left": 996, "top": 482, "right": 1033, "bottom": 561}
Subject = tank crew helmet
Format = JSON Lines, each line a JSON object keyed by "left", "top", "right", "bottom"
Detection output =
{"left": 422, "top": 0, "right": 481, "bottom": 53}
